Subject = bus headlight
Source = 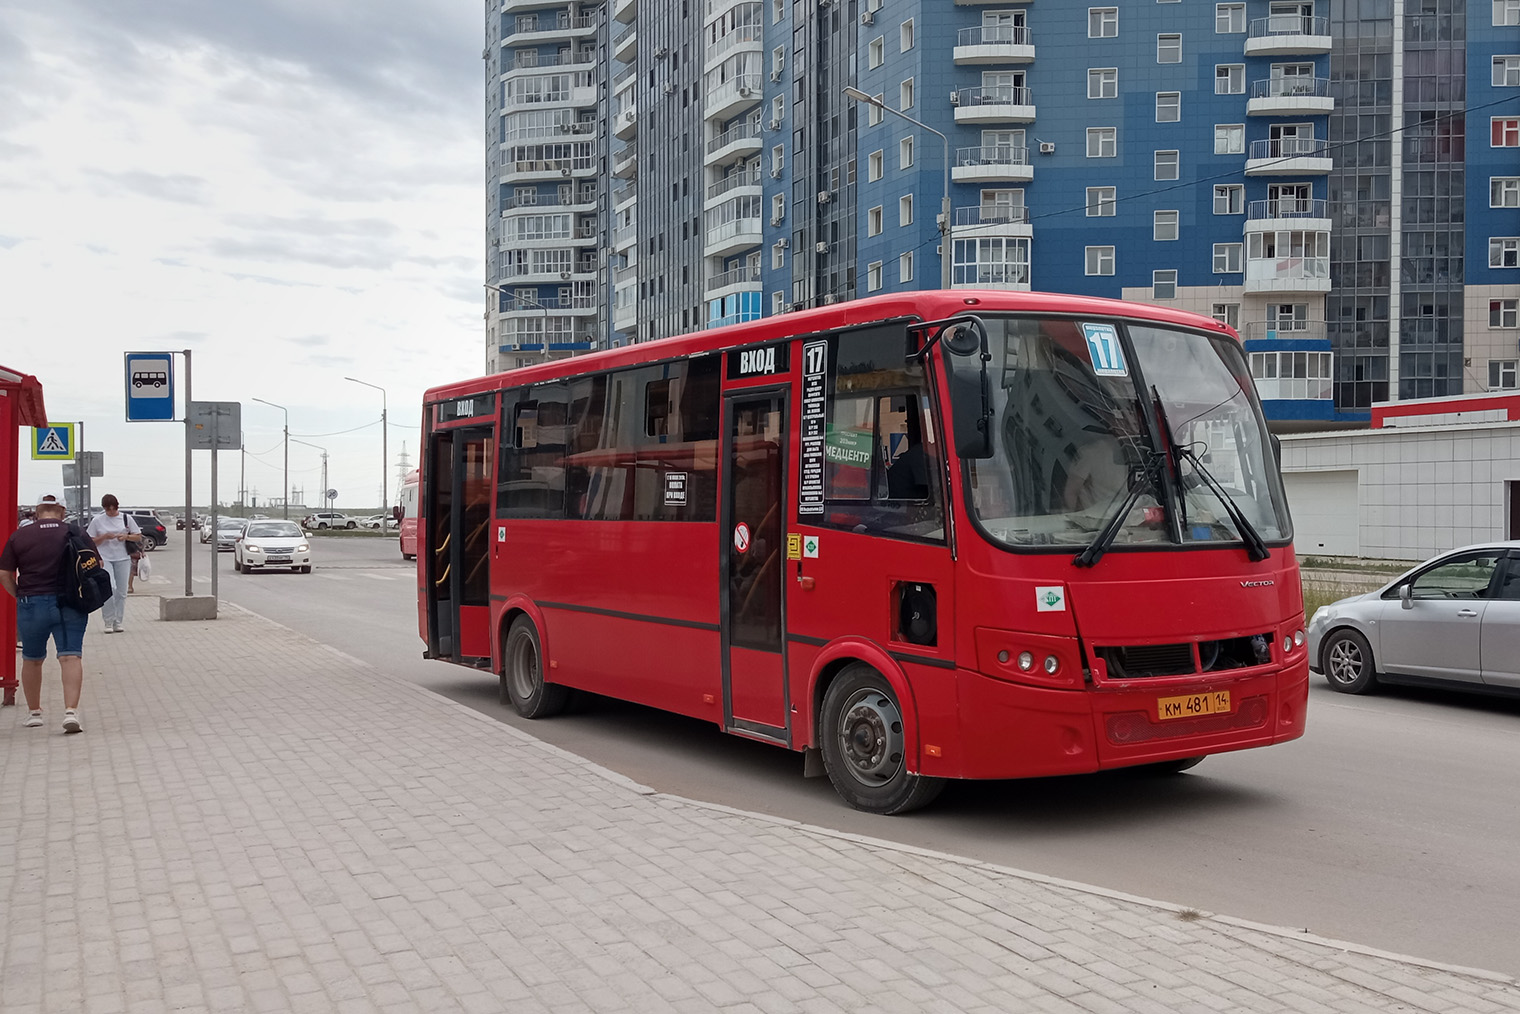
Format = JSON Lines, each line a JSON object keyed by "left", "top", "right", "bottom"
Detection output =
{"left": 1043, "top": 654, "right": 1059, "bottom": 674}
{"left": 1294, "top": 629, "right": 1304, "bottom": 646}
{"left": 1017, "top": 651, "right": 1034, "bottom": 671}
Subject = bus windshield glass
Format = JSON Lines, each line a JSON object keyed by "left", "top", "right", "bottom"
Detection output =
{"left": 954, "top": 315, "right": 1288, "bottom": 551}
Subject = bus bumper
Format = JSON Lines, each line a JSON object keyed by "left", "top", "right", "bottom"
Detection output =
{"left": 940, "top": 659, "right": 1308, "bottom": 781}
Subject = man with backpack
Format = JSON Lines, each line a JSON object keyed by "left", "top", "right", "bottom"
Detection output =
{"left": 0, "top": 491, "right": 89, "bottom": 733}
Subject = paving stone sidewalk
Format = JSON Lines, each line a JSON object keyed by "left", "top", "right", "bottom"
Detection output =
{"left": 3, "top": 597, "right": 1518, "bottom": 1014}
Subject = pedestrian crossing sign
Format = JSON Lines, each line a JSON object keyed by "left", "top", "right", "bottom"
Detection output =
{"left": 31, "top": 422, "right": 75, "bottom": 460}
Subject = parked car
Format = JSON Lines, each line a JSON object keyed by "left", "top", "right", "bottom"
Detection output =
{"left": 1308, "top": 542, "right": 1520, "bottom": 695}
{"left": 201, "top": 516, "right": 247, "bottom": 550}
{"left": 121, "top": 508, "right": 168, "bottom": 550}
{"left": 360, "top": 514, "right": 387, "bottom": 529}
{"left": 234, "top": 520, "right": 311, "bottom": 574}
{"left": 302, "top": 511, "right": 357, "bottom": 530}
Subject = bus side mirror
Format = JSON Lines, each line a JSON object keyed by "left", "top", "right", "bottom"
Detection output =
{"left": 392, "top": 505, "right": 403, "bottom": 521}
{"left": 947, "top": 360, "right": 993, "bottom": 460}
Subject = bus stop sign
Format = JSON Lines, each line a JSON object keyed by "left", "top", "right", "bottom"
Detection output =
{"left": 125, "top": 352, "right": 175, "bottom": 421}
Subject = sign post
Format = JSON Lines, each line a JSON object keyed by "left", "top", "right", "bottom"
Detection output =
{"left": 189, "top": 401, "right": 242, "bottom": 610}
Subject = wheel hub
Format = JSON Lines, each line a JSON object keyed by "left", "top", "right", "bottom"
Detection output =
{"left": 838, "top": 691, "right": 904, "bottom": 785}
{"left": 509, "top": 634, "right": 539, "bottom": 700}
{"left": 1329, "top": 641, "right": 1361, "bottom": 682}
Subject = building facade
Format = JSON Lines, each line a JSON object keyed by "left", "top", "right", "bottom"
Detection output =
{"left": 489, "top": 0, "right": 1520, "bottom": 420}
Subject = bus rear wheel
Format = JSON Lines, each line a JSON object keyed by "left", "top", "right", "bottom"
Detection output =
{"left": 819, "top": 664, "right": 943, "bottom": 815}
{"left": 502, "top": 616, "right": 569, "bottom": 719}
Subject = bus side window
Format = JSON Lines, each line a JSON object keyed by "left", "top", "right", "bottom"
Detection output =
{"left": 500, "top": 386, "right": 568, "bottom": 518}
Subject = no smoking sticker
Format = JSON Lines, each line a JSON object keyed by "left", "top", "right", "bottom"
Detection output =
{"left": 733, "top": 522, "right": 751, "bottom": 554}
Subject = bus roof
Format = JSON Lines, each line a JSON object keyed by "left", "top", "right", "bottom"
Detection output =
{"left": 427, "top": 290, "right": 1237, "bottom": 403}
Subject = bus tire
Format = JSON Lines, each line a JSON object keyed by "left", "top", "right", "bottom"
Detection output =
{"left": 1134, "top": 756, "right": 1205, "bottom": 775}
{"left": 1322, "top": 628, "right": 1377, "bottom": 694}
{"left": 502, "top": 615, "right": 568, "bottom": 719}
{"left": 819, "top": 664, "right": 943, "bottom": 815}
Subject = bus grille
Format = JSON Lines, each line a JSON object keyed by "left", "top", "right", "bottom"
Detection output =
{"left": 1106, "top": 696, "right": 1270, "bottom": 745}
{"left": 1096, "top": 643, "right": 1195, "bottom": 678}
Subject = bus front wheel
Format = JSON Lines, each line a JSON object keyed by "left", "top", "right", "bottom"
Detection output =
{"left": 502, "top": 616, "right": 569, "bottom": 719}
{"left": 819, "top": 664, "right": 943, "bottom": 815}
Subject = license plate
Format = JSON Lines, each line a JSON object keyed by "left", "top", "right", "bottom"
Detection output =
{"left": 267, "top": 556, "right": 291, "bottom": 564}
{"left": 1157, "top": 691, "right": 1231, "bottom": 721}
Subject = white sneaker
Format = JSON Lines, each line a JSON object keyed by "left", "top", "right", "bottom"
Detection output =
{"left": 23, "top": 711, "right": 43, "bottom": 728}
{"left": 62, "top": 710, "right": 82, "bottom": 734}
{"left": 115, "top": 622, "right": 126, "bottom": 633}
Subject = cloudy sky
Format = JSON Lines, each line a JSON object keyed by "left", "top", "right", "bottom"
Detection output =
{"left": 3, "top": 0, "right": 487, "bottom": 511}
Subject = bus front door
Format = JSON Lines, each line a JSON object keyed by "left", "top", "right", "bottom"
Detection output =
{"left": 721, "top": 391, "right": 789, "bottom": 740}
{"left": 426, "top": 426, "right": 494, "bottom": 665}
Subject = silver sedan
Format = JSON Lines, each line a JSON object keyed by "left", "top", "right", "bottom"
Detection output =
{"left": 1307, "top": 542, "right": 1520, "bottom": 695}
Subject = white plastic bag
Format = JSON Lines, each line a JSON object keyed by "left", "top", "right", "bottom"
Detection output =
{"left": 135, "top": 554, "right": 152, "bottom": 581}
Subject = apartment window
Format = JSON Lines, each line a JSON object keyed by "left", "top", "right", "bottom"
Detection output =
{"left": 1490, "top": 360, "right": 1519, "bottom": 389}
{"left": 1154, "top": 149, "right": 1179, "bottom": 180}
{"left": 1493, "top": 178, "right": 1520, "bottom": 207}
{"left": 1157, "top": 34, "right": 1182, "bottom": 63}
{"left": 1086, "top": 127, "right": 1116, "bottom": 157}
{"left": 1216, "top": 64, "right": 1245, "bottom": 94}
{"left": 772, "top": 193, "right": 785, "bottom": 223}
{"left": 1216, "top": 3, "right": 1246, "bottom": 31}
{"left": 772, "top": 290, "right": 786, "bottom": 314}
{"left": 773, "top": 0, "right": 785, "bottom": 22}
{"left": 899, "top": 194, "right": 913, "bottom": 226}
{"left": 869, "top": 150, "right": 884, "bottom": 181}
{"left": 1156, "top": 92, "right": 1181, "bottom": 122}
{"left": 1088, "top": 68, "right": 1118, "bottom": 99}
{"left": 900, "top": 77, "right": 915, "bottom": 110}
{"left": 868, "top": 92, "right": 885, "bottom": 126}
{"left": 773, "top": 241, "right": 786, "bottom": 270}
{"left": 1086, "top": 186, "right": 1117, "bottom": 216}
{"left": 867, "top": 261, "right": 884, "bottom": 292}
{"left": 1495, "top": 117, "right": 1520, "bottom": 146}
{"left": 868, "top": 205, "right": 883, "bottom": 236}
{"left": 1153, "top": 270, "right": 1178, "bottom": 299}
{"left": 1154, "top": 210, "right": 1179, "bottom": 241}
{"left": 772, "top": 47, "right": 784, "bottom": 76}
{"left": 1498, "top": 0, "right": 1520, "bottom": 26}
{"left": 1211, "top": 302, "right": 1241, "bottom": 328}
{"left": 772, "top": 96, "right": 784, "bottom": 124}
{"left": 1496, "top": 56, "right": 1520, "bottom": 87}
{"left": 1213, "top": 243, "right": 1243, "bottom": 272}
{"left": 1493, "top": 299, "right": 1520, "bottom": 327}
{"left": 1214, "top": 124, "right": 1245, "bottom": 155}
{"left": 771, "top": 144, "right": 784, "bottom": 175}
{"left": 869, "top": 36, "right": 885, "bottom": 68}
{"left": 1089, "top": 8, "right": 1118, "bottom": 37}
{"left": 899, "top": 136, "right": 914, "bottom": 168}
{"left": 899, "top": 251, "right": 913, "bottom": 283}
{"left": 900, "top": 19, "right": 915, "bottom": 51}
{"left": 1214, "top": 184, "right": 1244, "bottom": 214}
{"left": 1086, "top": 246, "right": 1116, "bottom": 275}
{"left": 1492, "top": 238, "right": 1520, "bottom": 268}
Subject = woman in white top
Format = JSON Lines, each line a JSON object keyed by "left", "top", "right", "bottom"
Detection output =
{"left": 86, "top": 494, "right": 141, "bottom": 633}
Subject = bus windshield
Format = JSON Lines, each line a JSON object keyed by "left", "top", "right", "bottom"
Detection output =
{"left": 953, "top": 315, "right": 1289, "bottom": 552}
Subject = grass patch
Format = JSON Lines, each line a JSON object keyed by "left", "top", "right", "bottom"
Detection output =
{"left": 1299, "top": 556, "right": 1408, "bottom": 575}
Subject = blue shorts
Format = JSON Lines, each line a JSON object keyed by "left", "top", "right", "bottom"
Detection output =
{"left": 16, "top": 594, "right": 88, "bottom": 661}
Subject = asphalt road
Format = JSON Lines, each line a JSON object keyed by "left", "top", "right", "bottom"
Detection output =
{"left": 159, "top": 535, "right": 1520, "bottom": 977}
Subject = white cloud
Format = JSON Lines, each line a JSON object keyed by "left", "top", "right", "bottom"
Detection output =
{"left": 1, "top": 1, "right": 487, "bottom": 509}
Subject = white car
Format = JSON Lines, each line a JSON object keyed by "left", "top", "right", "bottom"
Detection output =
{"left": 234, "top": 520, "right": 312, "bottom": 574}
{"left": 361, "top": 514, "right": 388, "bottom": 529}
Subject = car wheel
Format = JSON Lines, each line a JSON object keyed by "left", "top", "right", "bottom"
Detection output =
{"left": 317, "top": 522, "right": 328, "bottom": 529}
{"left": 1322, "top": 629, "right": 1378, "bottom": 694}
{"left": 819, "top": 664, "right": 944, "bottom": 815}
{"left": 346, "top": 521, "right": 357, "bottom": 529}
{"left": 501, "top": 615, "right": 569, "bottom": 719}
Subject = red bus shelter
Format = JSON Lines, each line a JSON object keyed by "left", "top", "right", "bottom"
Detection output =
{"left": 1, "top": 364, "right": 49, "bottom": 706}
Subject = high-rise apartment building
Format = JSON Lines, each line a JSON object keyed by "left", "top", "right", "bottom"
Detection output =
{"left": 488, "top": 0, "right": 1520, "bottom": 427}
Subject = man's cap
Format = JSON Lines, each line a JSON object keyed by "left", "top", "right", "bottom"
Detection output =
{"left": 35, "top": 491, "right": 66, "bottom": 509}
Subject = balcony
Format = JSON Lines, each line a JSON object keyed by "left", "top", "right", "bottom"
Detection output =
{"left": 613, "top": 0, "right": 636, "bottom": 24}
{"left": 1245, "top": 197, "right": 1330, "bottom": 230}
{"left": 612, "top": 22, "right": 637, "bottom": 63}
{"left": 611, "top": 179, "right": 637, "bottom": 210}
{"left": 500, "top": 294, "right": 599, "bottom": 316}
{"left": 704, "top": 200, "right": 763, "bottom": 258}
{"left": 705, "top": 120, "right": 763, "bottom": 166}
{"left": 1241, "top": 321, "right": 1327, "bottom": 343}
{"left": 952, "top": 85, "right": 1035, "bottom": 124}
{"left": 706, "top": 165, "right": 762, "bottom": 203}
{"left": 501, "top": 188, "right": 597, "bottom": 215}
{"left": 953, "top": 24, "right": 1035, "bottom": 65}
{"left": 1244, "top": 15, "right": 1331, "bottom": 56}
{"left": 705, "top": 74, "right": 763, "bottom": 122}
{"left": 952, "top": 204, "right": 1033, "bottom": 244}
{"left": 499, "top": 261, "right": 598, "bottom": 284}
{"left": 705, "top": 262, "right": 762, "bottom": 298}
{"left": 502, "top": 145, "right": 597, "bottom": 180}
{"left": 706, "top": 25, "right": 763, "bottom": 72}
{"left": 613, "top": 218, "right": 637, "bottom": 252}
{"left": 503, "top": 13, "right": 598, "bottom": 44}
{"left": 953, "top": 0, "right": 1028, "bottom": 4}
{"left": 1244, "top": 243, "right": 1331, "bottom": 295}
{"left": 1245, "top": 137, "right": 1332, "bottom": 175}
{"left": 503, "top": 51, "right": 596, "bottom": 78}
{"left": 952, "top": 144, "right": 1033, "bottom": 183}
{"left": 612, "top": 142, "right": 637, "bottom": 179}
{"left": 614, "top": 105, "right": 637, "bottom": 141}
{"left": 1247, "top": 76, "right": 1334, "bottom": 117}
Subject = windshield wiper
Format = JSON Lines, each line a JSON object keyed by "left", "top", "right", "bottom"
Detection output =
{"left": 1072, "top": 451, "right": 1161, "bottom": 568}
{"left": 1150, "top": 386, "right": 1270, "bottom": 563}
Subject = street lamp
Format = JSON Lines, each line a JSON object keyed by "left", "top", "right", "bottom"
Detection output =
{"left": 289, "top": 437, "right": 328, "bottom": 512}
{"left": 251, "top": 397, "right": 288, "bottom": 519}
{"left": 843, "top": 86, "right": 953, "bottom": 291}
{"left": 484, "top": 282, "right": 552, "bottom": 363}
{"left": 344, "top": 377, "right": 387, "bottom": 533}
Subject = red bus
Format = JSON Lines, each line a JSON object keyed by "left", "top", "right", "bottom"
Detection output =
{"left": 417, "top": 291, "right": 1308, "bottom": 813}
{"left": 397, "top": 469, "right": 418, "bottom": 561}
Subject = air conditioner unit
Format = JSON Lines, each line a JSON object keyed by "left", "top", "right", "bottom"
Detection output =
{"left": 770, "top": 70, "right": 782, "bottom": 83}
{"left": 822, "top": 294, "right": 837, "bottom": 305}
{"left": 768, "top": 119, "right": 781, "bottom": 130}
{"left": 663, "top": 83, "right": 675, "bottom": 95}
{"left": 560, "top": 271, "right": 573, "bottom": 279}
{"left": 737, "top": 86, "right": 752, "bottom": 97}
{"left": 1039, "top": 142, "right": 1056, "bottom": 154}
{"left": 560, "top": 167, "right": 572, "bottom": 176}
{"left": 623, "top": 109, "right": 635, "bottom": 121}
{"left": 777, "top": 238, "right": 788, "bottom": 248}
{"left": 654, "top": 47, "right": 668, "bottom": 58}
{"left": 771, "top": 215, "right": 783, "bottom": 225}
{"left": 815, "top": 241, "right": 828, "bottom": 253}
{"left": 860, "top": 11, "right": 874, "bottom": 24}
{"left": 512, "top": 343, "right": 522, "bottom": 351}
{"left": 949, "top": 91, "right": 960, "bottom": 106}
{"left": 770, "top": 166, "right": 782, "bottom": 178}
{"left": 817, "top": 191, "right": 833, "bottom": 204}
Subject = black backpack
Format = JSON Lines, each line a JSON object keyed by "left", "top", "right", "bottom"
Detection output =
{"left": 58, "top": 524, "right": 114, "bottom": 613}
